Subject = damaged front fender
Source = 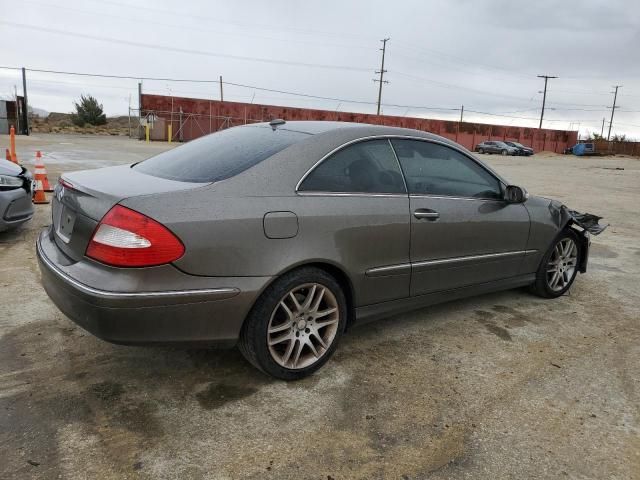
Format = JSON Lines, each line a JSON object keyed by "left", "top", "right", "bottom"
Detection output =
{"left": 547, "top": 200, "right": 609, "bottom": 236}
{"left": 546, "top": 200, "right": 608, "bottom": 272}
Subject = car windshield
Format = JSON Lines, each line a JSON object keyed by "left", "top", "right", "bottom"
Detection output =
{"left": 510, "top": 142, "right": 524, "bottom": 147}
{"left": 134, "top": 125, "right": 309, "bottom": 183}
{"left": 494, "top": 142, "right": 508, "bottom": 147}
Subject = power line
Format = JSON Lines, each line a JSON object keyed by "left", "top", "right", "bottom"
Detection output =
{"left": 225, "top": 80, "right": 460, "bottom": 111}
{"left": 80, "top": 0, "right": 379, "bottom": 44}
{"left": 392, "top": 40, "right": 535, "bottom": 80}
{"left": 3, "top": 65, "right": 633, "bottom": 113}
{"left": 1, "top": 65, "right": 636, "bottom": 129}
{"left": 465, "top": 109, "right": 600, "bottom": 123}
{"left": 20, "top": 0, "right": 375, "bottom": 53}
{"left": 392, "top": 71, "right": 539, "bottom": 103}
{"left": 0, "top": 65, "right": 461, "bottom": 112}
{"left": 0, "top": 21, "right": 372, "bottom": 73}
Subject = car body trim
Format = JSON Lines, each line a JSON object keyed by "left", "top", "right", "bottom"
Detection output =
{"left": 409, "top": 194, "right": 503, "bottom": 202}
{"left": 296, "top": 191, "right": 407, "bottom": 198}
{"left": 295, "top": 134, "right": 507, "bottom": 193}
{"left": 365, "top": 250, "right": 537, "bottom": 277}
{"left": 36, "top": 237, "right": 240, "bottom": 300}
{"left": 412, "top": 250, "right": 538, "bottom": 271}
{"left": 365, "top": 263, "right": 412, "bottom": 277}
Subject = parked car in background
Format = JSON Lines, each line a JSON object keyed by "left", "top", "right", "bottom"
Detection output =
{"left": 475, "top": 141, "right": 519, "bottom": 155}
{"left": 37, "top": 121, "right": 606, "bottom": 380}
{"left": 0, "top": 159, "right": 34, "bottom": 232}
{"left": 504, "top": 141, "right": 534, "bottom": 156}
{"left": 571, "top": 143, "right": 596, "bottom": 156}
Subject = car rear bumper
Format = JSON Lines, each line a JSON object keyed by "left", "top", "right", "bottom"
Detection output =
{"left": 36, "top": 228, "right": 270, "bottom": 346}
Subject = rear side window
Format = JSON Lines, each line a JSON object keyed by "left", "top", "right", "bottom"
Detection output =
{"left": 298, "top": 139, "right": 406, "bottom": 194}
{"left": 134, "top": 126, "right": 309, "bottom": 183}
{"left": 391, "top": 139, "right": 502, "bottom": 199}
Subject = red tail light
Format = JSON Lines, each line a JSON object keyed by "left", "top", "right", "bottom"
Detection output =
{"left": 86, "top": 205, "right": 185, "bottom": 267}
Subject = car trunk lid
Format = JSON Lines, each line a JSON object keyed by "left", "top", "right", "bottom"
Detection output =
{"left": 52, "top": 164, "right": 208, "bottom": 262}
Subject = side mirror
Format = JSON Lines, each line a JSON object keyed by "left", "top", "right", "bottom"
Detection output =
{"left": 505, "top": 185, "right": 528, "bottom": 203}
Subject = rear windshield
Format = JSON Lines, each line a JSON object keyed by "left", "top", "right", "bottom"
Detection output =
{"left": 133, "top": 125, "right": 309, "bottom": 183}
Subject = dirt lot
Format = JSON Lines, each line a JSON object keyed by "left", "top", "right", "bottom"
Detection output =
{"left": 1, "top": 133, "right": 639, "bottom": 480}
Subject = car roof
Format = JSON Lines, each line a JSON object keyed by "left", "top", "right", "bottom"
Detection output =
{"left": 245, "top": 121, "right": 362, "bottom": 135}
{"left": 245, "top": 120, "right": 461, "bottom": 149}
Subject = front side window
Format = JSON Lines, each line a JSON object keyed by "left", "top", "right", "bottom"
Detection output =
{"left": 298, "top": 139, "right": 406, "bottom": 194}
{"left": 390, "top": 139, "right": 502, "bottom": 199}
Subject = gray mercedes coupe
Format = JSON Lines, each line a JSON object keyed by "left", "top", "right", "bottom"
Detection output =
{"left": 37, "top": 121, "right": 606, "bottom": 380}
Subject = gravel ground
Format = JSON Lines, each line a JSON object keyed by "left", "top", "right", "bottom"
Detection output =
{"left": 1, "top": 133, "right": 638, "bottom": 480}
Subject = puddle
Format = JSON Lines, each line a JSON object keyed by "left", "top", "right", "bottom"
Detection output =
{"left": 590, "top": 244, "right": 618, "bottom": 259}
{"left": 195, "top": 382, "right": 259, "bottom": 410}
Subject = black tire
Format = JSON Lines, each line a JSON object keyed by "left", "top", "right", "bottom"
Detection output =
{"left": 478, "top": 148, "right": 484, "bottom": 154}
{"left": 238, "top": 267, "right": 347, "bottom": 380}
{"left": 501, "top": 149, "right": 508, "bottom": 156}
{"left": 530, "top": 229, "right": 581, "bottom": 298}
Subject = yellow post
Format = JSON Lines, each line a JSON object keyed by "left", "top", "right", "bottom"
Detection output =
{"left": 145, "top": 124, "right": 150, "bottom": 143}
{"left": 167, "top": 124, "right": 172, "bottom": 144}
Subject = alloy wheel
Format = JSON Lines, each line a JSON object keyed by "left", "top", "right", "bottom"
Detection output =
{"left": 267, "top": 283, "right": 340, "bottom": 369}
{"left": 546, "top": 237, "right": 578, "bottom": 292}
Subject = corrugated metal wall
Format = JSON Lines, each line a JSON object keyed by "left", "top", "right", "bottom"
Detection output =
{"left": 141, "top": 94, "right": 578, "bottom": 153}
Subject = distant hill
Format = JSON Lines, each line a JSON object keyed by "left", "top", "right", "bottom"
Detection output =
{"left": 31, "top": 112, "right": 131, "bottom": 136}
{"left": 30, "top": 107, "right": 49, "bottom": 118}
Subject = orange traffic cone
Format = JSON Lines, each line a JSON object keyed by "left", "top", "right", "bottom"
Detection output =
{"left": 32, "top": 178, "right": 50, "bottom": 204}
{"left": 9, "top": 125, "right": 18, "bottom": 164}
{"left": 34, "top": 151, "right": 53, "bottom": 192}
{"left": 5, "top": 149, "right": 10, "bottom": 161}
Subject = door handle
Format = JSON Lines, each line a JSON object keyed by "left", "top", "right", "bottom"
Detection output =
{"left": 414, "top": 209, "right": 440, "bottom": 220}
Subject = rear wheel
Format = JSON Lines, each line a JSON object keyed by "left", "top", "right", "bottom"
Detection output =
{"left": 238, "top": 267, "right": 347, "bottom": 380}
{"left": 530, "top": 230, "right": 580, "bottom": 298}
{"left": 478, "top": 148, "right": 484, "bottom": 154}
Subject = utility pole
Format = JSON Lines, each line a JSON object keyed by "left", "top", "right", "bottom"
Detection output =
{"left": 600, "top": 117, "right": 605, "bottom": 137}
{"left": 14, "top": 85, "right": 19, "bottom": 134}
{"left": 21, "top": 67, "right": 29, "bottom": 135}
{"left": 537, "top": 74, "right": 557, "bottom": 129}
{"left": 219, "top": 75, "right": 224, "bottom": 102}
{"left": 460, "top": 105, "right": 464, "bottom": 123}
{"left": 607, "top": 85, "right": 621, "bottom": 141}
{"left": 373, "top": 38, "right": 390, "bottom": 116}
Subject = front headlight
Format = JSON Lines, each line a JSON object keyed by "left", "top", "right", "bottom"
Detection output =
{"left": 0, "top": 174, "right": 23, "bottom": 190}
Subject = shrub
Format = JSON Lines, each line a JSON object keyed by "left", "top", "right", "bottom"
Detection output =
{"left": 71, "top": 95, "right": 107, "bottom": 127}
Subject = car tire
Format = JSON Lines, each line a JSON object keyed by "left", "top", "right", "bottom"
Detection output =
{"left": 501, "top": 149, "right": 508, "bottom": 156}
{"left": 238, "top": 267, "right": 347, "bottom": 380}
{"left": 478, "top": 148, "right": 484, "bottom": 154}
{"left": 530, "top": 229, "right": 581, "bottom": 299}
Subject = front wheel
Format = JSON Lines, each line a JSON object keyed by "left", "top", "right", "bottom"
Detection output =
{"left": 238, "top": 267, "right": 347, "bottom": 380}
{"left": 530, "top": 230, "right": 580, "bottom": 298}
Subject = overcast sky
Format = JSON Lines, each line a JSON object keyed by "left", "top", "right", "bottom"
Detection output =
{"left": 1, "top": 0, "right": 639, "bottom": 138}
